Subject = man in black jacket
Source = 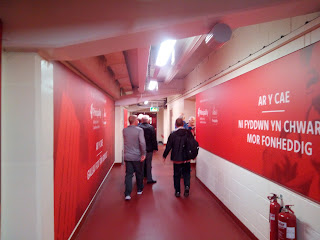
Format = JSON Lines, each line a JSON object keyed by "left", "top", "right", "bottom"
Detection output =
{"left": 163, "top": 118, "right": 191, "bottom": 197}
{"left": 139, "top": 115, "right": 158, "bottom": 184}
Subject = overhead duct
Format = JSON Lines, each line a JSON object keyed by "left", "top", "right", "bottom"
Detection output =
{"left": 104, "top": 52, "right": 133, "bottom": 94}
{"left": 68, "top": 56, "right": 121, "bottom": 99}
{"left": 124, "top": 48, "right": 149, "bottom": 94}
{"left": 205, "top": 23, "right": 232, "bottom": 49}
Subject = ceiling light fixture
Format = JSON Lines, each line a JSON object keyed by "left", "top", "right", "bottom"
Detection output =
{"left": 148, "top": 80, "right": 158, "bottom": 91}
{"left": 171, "top": 49, "right": 175, "bottom": 65}
{"left": 155, "top": 39, "right": 177, "bottom": 67}
{"left": 205, "top": 33, "right": 213, "bottom": 44}
{"left": 144, "top": 100, "right": 149, "bottom": 105}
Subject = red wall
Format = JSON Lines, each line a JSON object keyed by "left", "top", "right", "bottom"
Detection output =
{"left": 54, "top": 63, "right": 115, "bottom": 240}
{"left": 196, "top": 41, "right": 320, "bottom": 203}
{"left": 0, "top": 20, "right": 2, "bottom": 213}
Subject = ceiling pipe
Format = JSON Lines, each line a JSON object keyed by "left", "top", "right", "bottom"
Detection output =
{"left": 205, "top": 23, "right": 232, "bottom": 48}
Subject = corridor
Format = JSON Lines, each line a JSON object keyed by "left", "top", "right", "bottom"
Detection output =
{"left": 1, "top": 2, "right": 320, "bottom": 240}
{"left": 75, "top": 146, "right": 252, "bottom": 240}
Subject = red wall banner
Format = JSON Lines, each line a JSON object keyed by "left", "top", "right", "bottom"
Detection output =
{"left": 54, "top": 63, "right": 115, "bottom": 240}
{"left": 196, "top": 41, "right": 320, "bottom": 203}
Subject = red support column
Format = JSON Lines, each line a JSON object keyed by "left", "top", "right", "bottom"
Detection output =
{"left": 0, "top": 19, "right": 2, "bottom": 216}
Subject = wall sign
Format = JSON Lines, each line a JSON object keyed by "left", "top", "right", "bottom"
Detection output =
{"left": 54, "top": 63, "right": 115, "bottom": 239}
{"left": 196, "top": 41, "right": 320, "bottom": 203}
{"left": 150, "top": 107, "right": 159, "bottom": 112}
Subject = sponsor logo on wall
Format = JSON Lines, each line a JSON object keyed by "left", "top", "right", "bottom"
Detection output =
{"left": 197, "top": 107, "right": 208, "bottom": 124}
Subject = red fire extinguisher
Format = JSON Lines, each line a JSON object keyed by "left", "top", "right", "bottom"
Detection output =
{"left": 268, "top": 194, "right": 281, "bottom": 240}
{"left": 278, "top": 205, "right": 297, "bottom": 240}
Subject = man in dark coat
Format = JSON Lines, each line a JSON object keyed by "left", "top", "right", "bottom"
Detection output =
{"left": 163, "top": 118, "right": 191, "bottom": 197}
{"left": 139, "top": 115, "right": 158, "bottom": 184}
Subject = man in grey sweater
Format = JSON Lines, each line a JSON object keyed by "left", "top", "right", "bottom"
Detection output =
{"left": 123, "top": 115, "right": 146, "bottom": 200}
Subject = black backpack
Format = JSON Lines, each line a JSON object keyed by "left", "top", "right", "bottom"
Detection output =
{"left": 183, "top": 131, "right": 199, "bottom": 160}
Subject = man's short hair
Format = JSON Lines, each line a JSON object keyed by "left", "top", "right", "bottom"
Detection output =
{"left": 129, "top": 115, "right": 138, "bottom": 125}
{"left": 142, "top": 115, "right": 149, "bottom": 123}
{"left": 176, "top": 118, "right": 184, "bottom": 127}
{"left": 179, "top": 113, "right": 185, "bottom": 120}
{"left": 189, "top": 116, "right": 195, "bottom": 121}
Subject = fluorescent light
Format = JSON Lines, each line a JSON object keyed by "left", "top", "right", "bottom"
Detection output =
{"left": 205, "top": 33, "right": 213, "bottom": 44}
{"left": 144, "top": 100, "right": 149, "bottom": 105}
{"left": 156, "top": 39, "right": 176, "bottom": 67}
{"left": 148, "top": 80, "right": 158, "bottom": 91}
{"left": 171, "top": 48, "right": 175, "bottom": 65}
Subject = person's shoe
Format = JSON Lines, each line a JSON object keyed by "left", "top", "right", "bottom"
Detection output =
{"left": 125, "top": 195, "right": 131, "bottom": 200}
{"left": 147, "top": 180, "right": 157, "bottom": 184}
{"left": 184, "top": 186, "right": 190, "bottom": 197}
{"left": 137, "top": 190, "right": 143, "bottom": 195}
{"left": 175, "top": 191, "right": 181, "bottom": 197}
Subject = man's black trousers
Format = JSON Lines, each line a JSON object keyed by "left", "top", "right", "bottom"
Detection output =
{"left": 142, "top": 152, "right": 154, "bottom": 182}
{"left": 124, "top": 161, "right": 144, "bottom": 196}
{"left": 173, "top": 162, "right": 190, "bottom": 193}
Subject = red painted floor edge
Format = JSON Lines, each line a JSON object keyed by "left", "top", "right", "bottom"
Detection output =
{"left": 69, "top": 163, "right": 118, "bottom": 240}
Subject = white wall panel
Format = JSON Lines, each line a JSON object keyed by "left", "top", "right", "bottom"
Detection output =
{"left": 2, "top": 52, "right": 54, "bottom": 240}
{"left": 114, "top": 106, "right": 124, "bottom": 163}
{"left": 183, "top": 99, "right": 196, "bottom": 124}
{"left": 157, "top": 108, "right": 164, "bottom": 143}
{"left": 197, "top": 148, "right": 320, "bottom": 239}
{"left": 163, "top": 108, "right": 169, "bottom": 144}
